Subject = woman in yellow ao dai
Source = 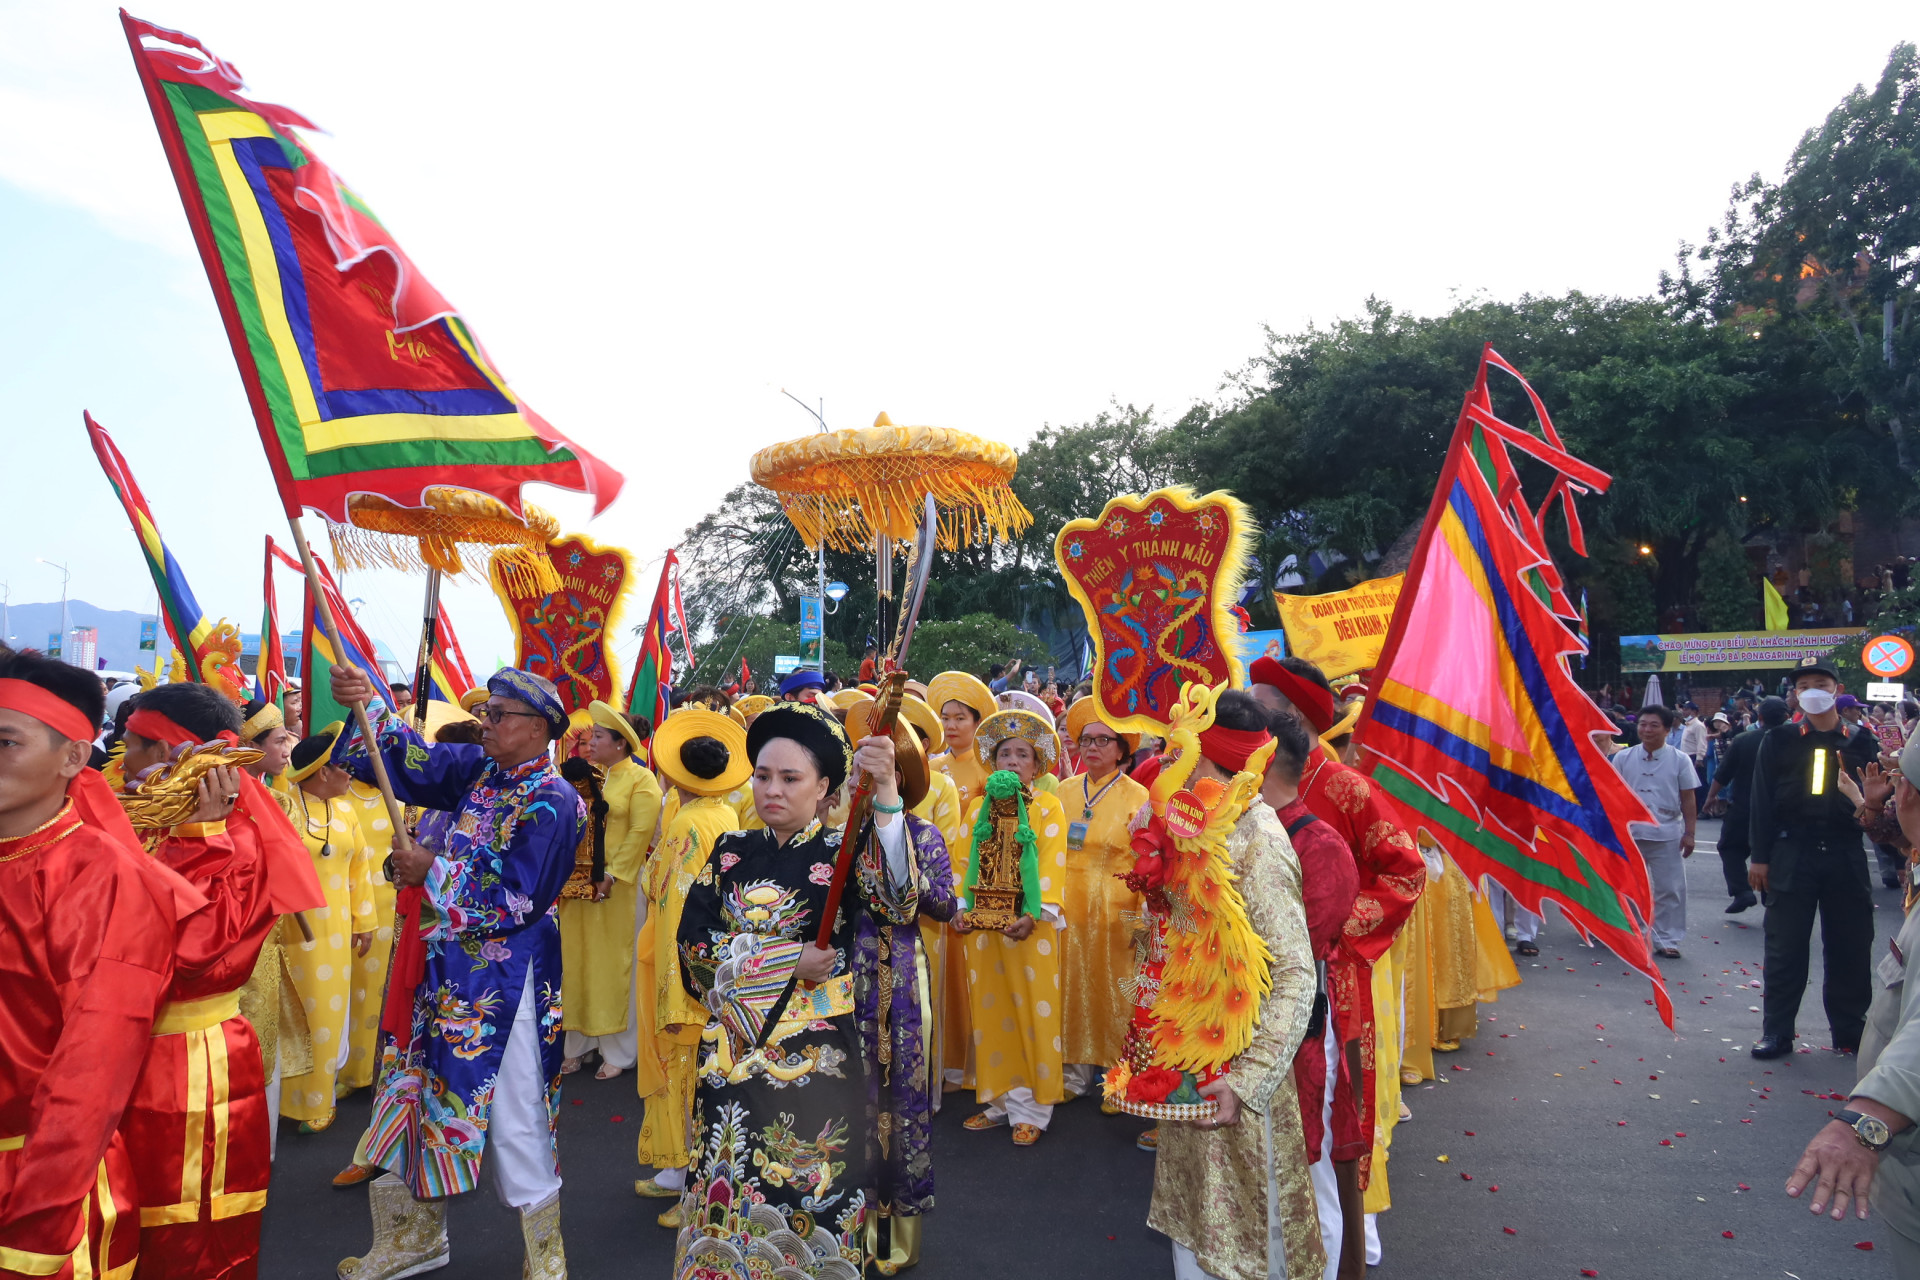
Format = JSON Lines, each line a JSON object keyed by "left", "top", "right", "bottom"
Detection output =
{"left": 956, "top": 707, "right": 1070, "bottom": 1145}
{"left": 927, "top": 672, "right": 998, "bottom": 1088}
{"left": 342, "top": 779, "right": 397, "bottom": 1092}
{"left": 1056, "top": 703, "right": 1148, "bottom": 1091}
{"left": 277, "top": 741, "right": 376, "bottom": 1129}
{"left": 560, "top": 703, "right": 664, "bottom": 1079}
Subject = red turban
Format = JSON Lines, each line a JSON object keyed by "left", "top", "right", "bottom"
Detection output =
{"left": 1249, "top": 657, "right": 1337, "bottom": 735}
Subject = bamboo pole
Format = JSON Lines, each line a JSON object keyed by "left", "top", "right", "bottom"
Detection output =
{"left": 285, "top": 517, "right": 417, "bottom": 861}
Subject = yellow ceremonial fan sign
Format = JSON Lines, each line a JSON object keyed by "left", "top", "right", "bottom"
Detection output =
{"left": 1274, "top": 573, "right": 1404, "bottom": 678}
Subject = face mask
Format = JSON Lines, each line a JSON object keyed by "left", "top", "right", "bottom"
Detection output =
{"left": 1798, "top": 688, "right": 1838, "bottom": 716}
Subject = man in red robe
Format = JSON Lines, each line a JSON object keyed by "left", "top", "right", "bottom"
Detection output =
{"left": 1252, "top": 655, "right": 1424, "bottom": 1279}
{"left": 0, "top": 647, "right": 197, "bottom": 1280}
{"left": 114, "top": 683, "right": 323, "bottom": 1280}
{"left": 1261, "top": 709, "right": 1361, "bottom": 1273}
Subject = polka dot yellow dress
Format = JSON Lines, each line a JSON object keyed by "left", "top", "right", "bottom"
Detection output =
{"left": 279, "top": 788, "right": 375, "bottom": 1127}
{"left": 957, "top": 787, "right": 1069, "bottom": 1109}
{"left": 342, "top": 780, "right": 397, "bottom": 1092}
{"left": 911, "top": 769, "right": 970, "bottom": 1091}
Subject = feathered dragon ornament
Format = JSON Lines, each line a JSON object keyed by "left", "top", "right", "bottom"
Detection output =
{"left": 1104, "top": 679, "right": 1276, "bottom": 1120}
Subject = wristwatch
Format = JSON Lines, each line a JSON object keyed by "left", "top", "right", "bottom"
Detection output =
{"left": 1836, "top": 1108, "right": 1894, "bottom": 1152}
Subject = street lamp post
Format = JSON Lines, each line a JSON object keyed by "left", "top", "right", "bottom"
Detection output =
{"left": 36, "top": 559, "right": 69, "bottom": 664}
{"left": 780, "top": 389, "right": 831, "bottom": 674}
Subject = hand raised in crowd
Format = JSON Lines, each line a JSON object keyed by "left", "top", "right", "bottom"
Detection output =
{"left": 1859, "top": 761, "right": 1896, "bottom": 810}
{"left": 330, "top": 662, "right": 376, "bottom": 710}
{"left": 851, "top": 734, "right": 900, "bottom": 813}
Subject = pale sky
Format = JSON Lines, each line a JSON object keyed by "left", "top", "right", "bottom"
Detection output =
{"left": 2, "top": 1, "right": 1913, "bottom": 670}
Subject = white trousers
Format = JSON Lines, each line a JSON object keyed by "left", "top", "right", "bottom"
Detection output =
{"left": 982, "top": 1087, "right": 1053, "bottom": 1130}
{"left": 1309, "top": 1028, "right": 1341, "bottom": 1279}
{"left": 1063, "top": 1063, "right": 1099, "bottom": 1098}
{"left": 1639, "top": 838, "right": 1688, "bottom": 949}
{"left": 485, "top": 968, "right": 563, "bottom": 1210}
{"left": 563, "top": 1027, "right": 638, "bottom": 1070}
{"left": 264, "top": 1058, "right": 282, "bottom": 1161}
{"left": 1487, "top": 882, "right": 1540, "bottom": 942}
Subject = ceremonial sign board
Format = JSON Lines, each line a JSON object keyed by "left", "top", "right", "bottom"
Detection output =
{"left": 1864, "top": 635, "right": 1915, "bottom": 679}
{"left": 1055, "top": 487, "right": 1252, "bottom": 734}
{"left": 490, "top": 535, "right": 632, "bottom": 726}
{"left": 1618, "top": 628, "right": 1864, "bottom": 673}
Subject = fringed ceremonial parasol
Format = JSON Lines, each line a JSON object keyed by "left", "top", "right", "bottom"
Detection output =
{"left": 749, "top": 412, "right": 1031, "bottom": 552}
{"left": 328, "top": 485, "right": 562, "bottom": 595}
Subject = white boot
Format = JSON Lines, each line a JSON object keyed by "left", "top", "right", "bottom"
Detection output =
{"left": 337, "top": 1174, "right": 450, "bottom": 1280}
{"left": 520, "top": 1190, "right": 567, "bottom": 1279}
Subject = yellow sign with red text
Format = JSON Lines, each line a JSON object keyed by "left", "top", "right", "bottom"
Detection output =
{"left": 1274, "top": 573, "right": 1404, "bottom": 678}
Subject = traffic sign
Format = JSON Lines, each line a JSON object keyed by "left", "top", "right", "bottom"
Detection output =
{"left": 1863, "top": 634, "right": 1915, "bottom": 679}
{"left": 1867, "top": 681, "right": 1906, "bottom": 703}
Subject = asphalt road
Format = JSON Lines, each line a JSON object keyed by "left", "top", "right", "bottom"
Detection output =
{"left": 261, "top": 819, "right": 1914, "bottom": 1278}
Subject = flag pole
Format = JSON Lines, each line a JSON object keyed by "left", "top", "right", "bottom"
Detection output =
{"left": 285, "top": 516, "right": 417, "bottom": 857}
{"left": 410, "top": 569, "right": 442, "bottom": 732}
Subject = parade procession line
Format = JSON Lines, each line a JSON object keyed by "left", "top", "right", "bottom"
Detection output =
{"left": 259, "top": 820, "right": 1908, "bottom": 1278}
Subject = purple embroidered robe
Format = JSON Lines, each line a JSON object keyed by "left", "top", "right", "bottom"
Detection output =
{"left": 853, "top": 813, "right": 956, "bottom": 1217}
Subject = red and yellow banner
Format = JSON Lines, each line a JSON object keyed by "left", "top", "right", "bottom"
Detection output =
{"left": 491, "top": 536, "right": 633, "bottom": 726}
{"left": 1274, "top": 574, "right": 1404, "bottom": 677}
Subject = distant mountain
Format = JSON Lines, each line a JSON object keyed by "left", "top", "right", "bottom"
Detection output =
{"left": 5, "top": 600, "right": 170, "bottom": 673}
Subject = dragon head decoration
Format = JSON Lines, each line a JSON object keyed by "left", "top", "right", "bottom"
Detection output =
{"left": 1106, "top": 679, "right": 1276, "bottom": 1117}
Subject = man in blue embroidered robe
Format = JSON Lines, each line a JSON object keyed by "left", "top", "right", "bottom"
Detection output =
{"left": 327, "top": 665, "right": 584, "bottom": 1280}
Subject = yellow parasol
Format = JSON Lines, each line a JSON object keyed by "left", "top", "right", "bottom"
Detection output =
{"left": 749, "top": 413, "right": 1031, "bottom": 553}
{"left": 327, "top": 485, "right": 561, "bottom": 595}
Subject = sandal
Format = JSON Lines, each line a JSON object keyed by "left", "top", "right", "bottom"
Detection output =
{"left": 560, "top": 1056, "right": 584, "bottom": 1076}
{"left": 963, "top": 1111, "right": 1006, "bottom": 1132}
{"left": 1516, "top": 940, "right": 1539, "bottom": 956}
{"left": 595, "top": 1062, "right": 625, "bottom": 1081}
{"left": 1011, "top": 1123, "right": 1042, "bottom": 1146}
{"left": 1136, "top": 1127, "right": 1159, "bottom": 1151}
{"left": 297, "top": 1110, "right": 335, "bottom": 1135}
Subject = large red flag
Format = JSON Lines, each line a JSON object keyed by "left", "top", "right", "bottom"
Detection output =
{"left": 120, "top": 13, "right": 623, "bottom": 523}
{"left": 1351, "top": 346, "right": 1669, "bottom": 1025}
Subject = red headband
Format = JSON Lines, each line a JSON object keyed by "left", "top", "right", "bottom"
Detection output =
{"left": 128, "top": 707, "right": 200, "bottom": 748}
{"left": 1199, "top": 724, "right": 1272, "bottom": 773}
{"left": 0, "top": 678, "right": 93, "bottom": 743}
{"left": 1249, "top": 657, "right": 1337, "bottom": 735}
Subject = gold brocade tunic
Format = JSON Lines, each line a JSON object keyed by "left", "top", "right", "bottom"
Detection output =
{"left": 1058, "top": 768, "right": 1148, "bottom": 1068}
{"left": 1148, "top": 802, "right": 1323, "bottom": 1280}
{"left": 958, "top": 788, "right": 1069, "bottom": 1105}
{"left": 343, "top": 780, "right": 397, "bottom": 1091}
{"left": 559, "top": 757, "right": 663, "bottom": 1036}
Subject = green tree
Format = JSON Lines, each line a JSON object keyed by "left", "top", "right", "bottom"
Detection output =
{"left": 1683, "top": 43, "right": 1920, "bottom": 473}
{"left": 1695, "top": 532, "right": 1760, "bottom": 631}
{"left": 907, "top": 613, "right": 1050, "bottom": 683}
{"left": 682, "top": 614, "right": 852, "bottom": 691}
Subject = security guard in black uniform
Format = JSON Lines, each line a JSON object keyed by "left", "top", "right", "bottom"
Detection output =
{"left": 1749, "top": 657, "right": 1879, "bottom": 1059}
